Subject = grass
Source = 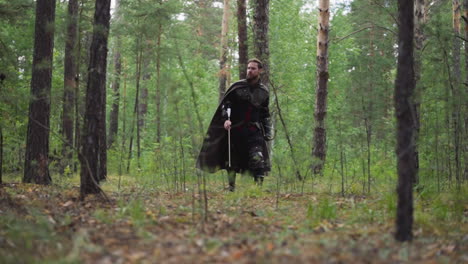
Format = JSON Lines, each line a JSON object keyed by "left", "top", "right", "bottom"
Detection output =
{"left": 0, "top": 172, "right": 467, "bottom": 263}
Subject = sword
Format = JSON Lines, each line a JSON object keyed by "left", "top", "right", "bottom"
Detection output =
{"left": 227, "top": 107, "right": 231, "bottom": 167}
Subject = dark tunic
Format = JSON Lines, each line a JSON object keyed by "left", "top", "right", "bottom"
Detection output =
{"left": 196, "top": 79, "right": 271, "bottom": 174}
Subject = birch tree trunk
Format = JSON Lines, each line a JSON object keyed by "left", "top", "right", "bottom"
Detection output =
{"left": 395, "top": 0, "right": 415, "bottom": 242}
{"left": 219, "top": 0, "right": 230, "bottom": 102}
{"left": 312, "top": 0, "right": 330, "bottom": 174}
{"left": 24, "top": 0, "right": 56, "bottom": 184}
{"left": 237, "top": 0, "right": 248, "bottom": 79}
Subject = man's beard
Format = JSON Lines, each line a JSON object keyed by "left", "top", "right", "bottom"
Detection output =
{"left": 246, "top": 74, "right": 258, "bottom": 81}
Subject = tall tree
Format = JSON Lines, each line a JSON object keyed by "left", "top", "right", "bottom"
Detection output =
{"left": 23, "top": 0, "right": 56, "bottom": 184}
{"left": 312, "top": 0, "right": 330, "bottom": 174}
{"left": 0, "top": 77, "right": 3, "bottom": 184}
{"left": 237, "top": 0, "right": 248, "bottom": 79}
{"left": 218, "top": 0, "right": 230, "bottom": 101}
{"left": 80, "top": 0, "right": 111, "bottom": 196}
{"left": 108, "top": 0, "right": 122, "bottom": 148}
{"left": 61, "top": 0, "right": 79, "bottom": 172}
{"left": 253, "top": 0, "right": 270, "bottom": 86}
{"left": 395, "top": 0, "right": 416, "bottom": 242}
{"left": 452, "top": 0, "right": 462, "bottom": 187}
{"left": 464, "top": 0, "right": 468, "bottom": 180}
{"left": 127, "top": 38, "right": 143, "bottom": 172}
{"left": 155, "top": 24, "right": 163, "bottom": 144}
{"left": 412, "top": 0, "right": 426, "bottom": 187}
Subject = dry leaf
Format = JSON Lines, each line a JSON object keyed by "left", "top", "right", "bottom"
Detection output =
{"left": 63, "top": 200, "right": 74, "bottom": 207}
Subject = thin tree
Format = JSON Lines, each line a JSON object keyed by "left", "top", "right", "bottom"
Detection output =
{"left": 98, "top": 61, "right": 107, "bottom": 182}
{"left": 0, "top": 77, "right": 3, "bottom": 184}
{"left": 464, "top": 0, "right": 468, "bottom": 180}
{"left": 395, "top": 0, "right": 416, "bottom": 242}
{"left": 0, "top": 124, "right": 3, "bottom": 184}
{"left": 80, "top": 0, "right": 111, "bottom": 196}
{"left": 155, "top": 24, "right": 163, "bottom": 144}
{"left": 127, "top": 39, "right": 143, "bottom": 173}
{"left": 253, "top": 0, "right": 270, "bottom": 86}
{"left": 312, "top": 0, "right": 330, "bottom": 174}
{"left": 218, "top": 0, "right": 230, "bottom": 102}
{"left": 108, "top": 0, "right": 122, "bottom": 149}
{"left": 61, "top": 0, "right": 79, "bottom": 173}
{"left": 23, "top": 0, "right": 56, "bottom": 184}
{"left": 452, "top": 0, "right": 462, "bottom": 188}
{"left": 237, "top": 0, "right": 248, "bottom": 79}
{"left": 412, "top": 0, "right": 427, "bottom": 187}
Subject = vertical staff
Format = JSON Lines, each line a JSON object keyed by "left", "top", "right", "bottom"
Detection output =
{"left": 227, "top": 107, "right": 231, "bottom": 167}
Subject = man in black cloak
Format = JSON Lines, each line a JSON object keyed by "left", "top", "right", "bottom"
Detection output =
{"left": 196, "top": 58, "right": 273, "bottom": 191}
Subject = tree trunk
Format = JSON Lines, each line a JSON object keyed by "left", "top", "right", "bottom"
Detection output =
{"left": 119, "top": 71, "right": 128, "bottom": 175}
{"left": 61, "top": 0, "right": 79, "bottom": 173}
{"left": 98, "top": 67, "right": 107, "bottom": 182}
{"left": 23, "top": 0, "right": 56, "bottom": 184}
{"left": 156, "top": 24, "right": 162, "bottom": 144}
{"left": 253, "top": 0, "right": 270, "bottom": 86}
{"left": 218, "top": 0, "right": 230, "bottom": 102}
{"left": 139, "top": 43, "right": 151, "bottom": 129}
{"left": 0, "top": 126, "right": 3, "bottom": 184}
{"left": 108, "top": 49, "right": 121, "bottom": 148}
{"left": 80, "top": 0, "right": 111, "bottom": 196}
{"left": 237, "top": 0, "right": 248, "bottom": 80}
{"left": 452, "top": 0, "right": 462, "bottom": 187}
{"left": 395, "top": 0, "right": 415, "bottom": 242}
{"left": 412, "top": 0, "right": 426, "bottom": 187}
{"left": 108, "top": 0, "right": 121, "bottom": 149}
{"left": 364, "top": 25, "right": 375, "bottom": 193}
{"left": 312, "top": 0, "right": 330, "bottom": 174}
{"left": 127, "top": 42, "right": 143, "bottom": 172}
{"left": 464, "top": 0, "right": 468, "bottom": 181}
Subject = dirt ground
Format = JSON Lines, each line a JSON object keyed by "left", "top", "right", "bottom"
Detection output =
{"left": 0, "top": 182, "right": 467, "bottom": 263}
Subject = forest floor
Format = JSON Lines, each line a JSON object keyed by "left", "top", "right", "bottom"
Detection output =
{"left": 0, "top": 175, "right": 467, "bottom": 264}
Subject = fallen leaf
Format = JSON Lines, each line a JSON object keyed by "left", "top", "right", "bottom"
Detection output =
{"left": 63, "top": 200, "right": 74, "bottom": 207}
{"left": 266, "top": 242, "right": 274, "bottom": 251}
{"left": 441, "top": 244, "right": 456, "bottom": 254}
{"left": 232, "top": 249, "right": 244, "bottom": 260}
{"left": 128, "top": 251, "right": 147, "bottom": 261}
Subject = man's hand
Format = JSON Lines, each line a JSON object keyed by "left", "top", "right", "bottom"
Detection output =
{"left": 224, "top": 120, "right": 231, "bottom": 130}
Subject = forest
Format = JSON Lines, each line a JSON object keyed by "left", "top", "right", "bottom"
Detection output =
{"left": 0, "top": 0, "right": 467, "bottom": 263}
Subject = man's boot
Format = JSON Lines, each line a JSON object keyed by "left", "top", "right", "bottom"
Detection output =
{"left": 228, "top": 171, "right": 236, "bottom": 192}
{"left": 254, "top": 175, "right": 264, "bottom": 186}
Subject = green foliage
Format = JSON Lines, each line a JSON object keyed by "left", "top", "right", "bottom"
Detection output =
{"left": 306, "top": 197, "right": 337, "bottom": 225}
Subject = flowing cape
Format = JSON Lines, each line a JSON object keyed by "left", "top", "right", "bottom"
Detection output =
{"left": 196, "top": 80, "right": 271, "bottom": 173}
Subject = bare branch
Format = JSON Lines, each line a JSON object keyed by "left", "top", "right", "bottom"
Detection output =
{"left": 332, "top": 26, "right": 372, "bottom": 43}
{"left": 370, "top": 0, "right": 398, "bottom": 26}
{"left": 332, "top": 23, "right": 397, "bottom": 43}
{"left": 462, "top": 15, "right": 468, "bottom": 25}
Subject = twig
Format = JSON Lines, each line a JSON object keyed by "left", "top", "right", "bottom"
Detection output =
{"left": 270, "top": 80, "right": 303, "bottom": 181}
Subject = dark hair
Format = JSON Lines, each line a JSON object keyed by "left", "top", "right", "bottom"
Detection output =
{"left": 247, "top": 58, "right": 263, "bottom": 69}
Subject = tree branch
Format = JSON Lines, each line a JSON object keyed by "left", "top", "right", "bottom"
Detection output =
{"left": 269, "top": 80, "right": 303, "bottom": 181}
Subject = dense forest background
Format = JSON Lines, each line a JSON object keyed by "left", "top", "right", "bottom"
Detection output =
{"left": 0, "top": 0, "right": 467, "bottom": 262}
{"left": 1, "top": 0, "right": 466, "bottom": 193}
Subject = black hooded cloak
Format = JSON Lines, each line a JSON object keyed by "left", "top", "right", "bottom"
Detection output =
{"left": 196, "top": 80, "right": 271, "bottom": 174}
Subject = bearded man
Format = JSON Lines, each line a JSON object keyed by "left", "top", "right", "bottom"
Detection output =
{"left": 196, "top": 58, "right": 273, "bottom": 191}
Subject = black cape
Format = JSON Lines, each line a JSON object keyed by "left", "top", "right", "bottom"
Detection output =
{"left": 196, "top": 80, "right": 271, "bottom": 174}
